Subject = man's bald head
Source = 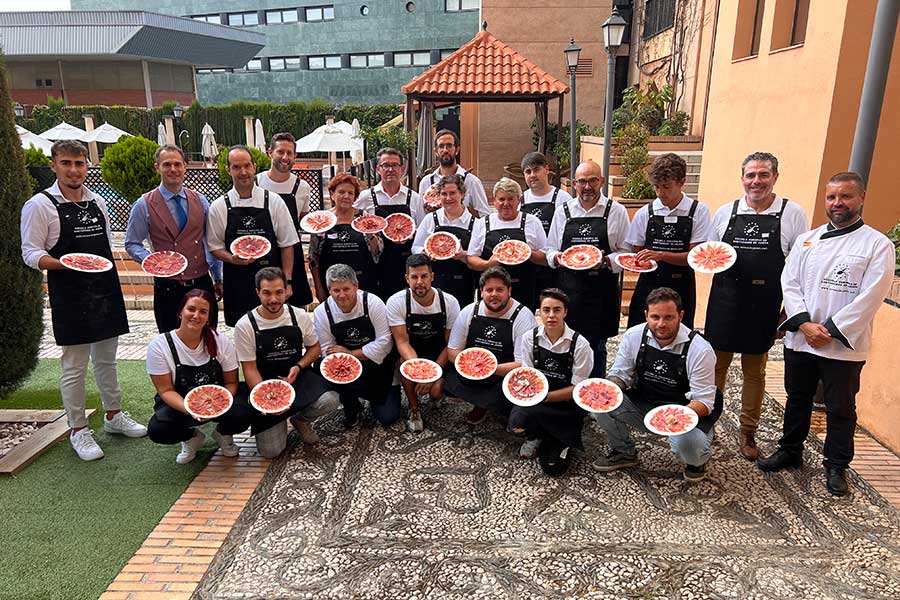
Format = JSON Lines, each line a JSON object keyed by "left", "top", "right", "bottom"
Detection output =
{"left": 574, "top": 161, "right": 603, "bottom": 180}
{"left": 573, "top": 161, "right": 605, "bottom": 205}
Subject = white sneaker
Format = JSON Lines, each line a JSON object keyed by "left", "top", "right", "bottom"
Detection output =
{"left": 70, "top": 429, "right": 104, "bottom": 461}
{"left": 406, "top": 409, "right": 424, "bottom": 433}
{"left": 176, "top": 430, "right": 206, "bottom": 464}
{"left": 303, "top": 392, "right": 340, "bottom": 420}
{"left": 212, "top": 429, "right": 240, "bottom": 457}
{"left": 103, "top": 411, "right": 148, "bottom": 438}
{"left": 519, "top": 438, "right": 541, "bottom": 459}
{"left": 290, "top": 416, "right": 320, "bottom": 444}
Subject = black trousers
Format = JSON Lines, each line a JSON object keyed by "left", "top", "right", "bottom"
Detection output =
{"left": 153, "top": 273, "right": 218, "bottom": 333}
{"left": 778, "top": 348, "right": 865, "bottom": 469}
{"left": 147, "top": 384, "right": 253, "bottom": 445}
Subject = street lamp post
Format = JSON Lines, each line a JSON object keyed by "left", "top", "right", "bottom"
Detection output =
{"left": 563, "top": 38, "right": 582, "bottom": 183}
{"left": 601, "top": 7, "right": 628, "bottom": 198}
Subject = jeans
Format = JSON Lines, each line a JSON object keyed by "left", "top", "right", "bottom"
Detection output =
{"left": 715, "top": 350, "right": 767, "bottom": 434}
{"left": 341, "top": 386, "right": 402, "bottom": 426}
{"left": 60, "top": 336, "right": 122, "bottom": 429}
{"left": 593, "top": 395, "right": 714, "bottom": 466}
{"left": 590, "top": 337, "right": 608, "bottom": 378}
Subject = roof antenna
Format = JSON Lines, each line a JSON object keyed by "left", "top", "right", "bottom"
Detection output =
{"left": 481, "top": 20, "right": 488, "bottom": 31}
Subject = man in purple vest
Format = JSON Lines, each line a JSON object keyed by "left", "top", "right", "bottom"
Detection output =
{"left": 126, "top": 145, "right": 223, "bottom": 333}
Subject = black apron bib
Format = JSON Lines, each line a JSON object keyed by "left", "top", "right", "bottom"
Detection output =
{"left": 480, "top": 213, "right": 536, "bottom": 310}
{"left": 556, "top": 202, "right": 621, "bottom": 341}
{"left": 324, "top": 293, "right": 392, "bottom": 401}
{"left": 374, "top": 187, "right": 414, "bottom": 301}
{"left": 523, "top": 188, "right": 559, "bottom": 306}
{"left": 432, "top": 211, "right": 476, "bottom": 308}
{"left": 318, "top": 216, "right": 378, "bottom": 293}
{"left": 705, "top": 199, "right": 788, "bottom": 354}
{"left": 405, "top": 288, "right": 447, "bottom": 362}
{"left": 222, "top": 191, "right": 281, "bottom": 326}
{"left": 265, "top": 176, "right": 314, "bottom": 308}
{"left": 44, "top": 191, "right": 129, "bottom": 346}
{"left": 628, "top": 200, "right": 698, "bottom": 328}
{"left": 630, "top": 326, "right": 722, "bottom": 434}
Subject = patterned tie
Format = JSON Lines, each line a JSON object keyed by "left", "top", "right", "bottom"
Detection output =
{"left": 173, "top": 195, "right": 188, "bottom": 231}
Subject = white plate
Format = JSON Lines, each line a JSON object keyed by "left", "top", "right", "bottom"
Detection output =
{"left": 183, "top": 384, "right": 234, "bottom": 420}
{"left": 424, "top": 232, "right": 462, "bottom": 261}
{"left": 643, "top": 404, "right": 699, "bottom": 436}
{"left": 320, "top": 352, "right": 363, "bottom": 384}
{"left": 351, "top": 214, "right": 387, "bottom": 234}
{"left": 492, "top": 239, "right": 532, "bottom": 266}
{"left": 300, "top": 210, "right": 337, "bottom": 234}
{"left": 501, "top": 367, "right": 548, "bottom": 407}
{"left": 141, "top": 251, "right": 188, "bottom": 278}
{"left": 229, "top": 235, "right": 272, "bottom": 260}
{"left": 59, "top": 253, "right": 113, "bottom": 273}
{"left": 454, "top": 347, "right": 498, "bottom": 381}
{"left": 613, "top": 253, "right": 658, "bottom": 274}
{"left": 400, "top": 358, "right": 443, "bottom": 384}
{"left": 559, "top": 245, "right": 603, "bottom": 270}
{"left": 572, "top": 378, "right": 624, "bottom": 413}
{"left": 687, "top": 241, "right": 737, "bottom": 274}
{"left": 383, "top": 213, "right": 417, "bottom": 243}
{"left": 249, "top": 379, "right": 296, "bottom": 414}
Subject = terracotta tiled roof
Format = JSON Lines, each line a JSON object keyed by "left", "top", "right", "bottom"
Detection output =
{"left": 402, "top": 30, "right": 569, "bottom": 98}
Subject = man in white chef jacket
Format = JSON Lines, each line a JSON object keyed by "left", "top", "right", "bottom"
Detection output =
{"left": 758, "top": 172, "right": 895, "bottom": 497}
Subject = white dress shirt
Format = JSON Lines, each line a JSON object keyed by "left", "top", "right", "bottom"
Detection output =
{"left": 386, "top": 287, "right": 461, "bottom": 328}
{"left": 608, "top": 323, "right": 717, "bottom": 412}
{"left": 313, "top": 290, "right": 394, "bottom": 364}
{"left": 20, "top": 181, "right": 114, "bottom": 270}
{"left": 625, "top": 195, "right": 712, "bottom": 248}
{"left": 545, "top": 196, "right": 631, "bottom": 272}
{"left": 448, "top": 300, "right": 538, "bottom": 359}
{"left": 710, "top": 195, "right": 808, "bottom": 256}
{"left": 233, "top": 305, "right": 318, "bottom": 363}
{"left": 418, "top": 164, "right": 492, "bottom": 217}
{"left": 466, "top": 212, "right": 548, "bottom": 256}
{"left": 206, "top": 186, "right": 300, "bottom": 253}
{"left": 523, "top": 187, "right": 573, "bottom": 207}
{"left": 355, "top": 183, "right": 425, "bottom": 225}
{"left": 255, "top": 172, "right": 311, "bottom": 215}
{"left": 518, "top": 324, "right": 594, "bottom": 385}
{"left": 411, "top": 208, "right": 475, "bottom": 254}
{"left": 146, "top": 330, "right": 238, "bottom": 376}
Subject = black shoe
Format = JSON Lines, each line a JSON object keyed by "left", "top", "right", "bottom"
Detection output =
{"left": 757, "top": 449, "right": 803, "bottom": 472}
{"left": 683, "top": 462, "right": 707, "bottom": 483}
{"left": 539, "top": 440, "right": 572, "bottom": 477}
{"left": 592, "top": 450, "right": 638, "bottom": 472}
{"left": 825, "top": 466, "right": 849, "bottom": 496}
{"left": 343, "top": 408, "right": 360, "bottom": 429}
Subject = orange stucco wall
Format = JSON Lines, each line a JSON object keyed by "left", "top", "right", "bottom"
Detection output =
{"left": 857, "top": 301, "right": 900, "bottom": 455}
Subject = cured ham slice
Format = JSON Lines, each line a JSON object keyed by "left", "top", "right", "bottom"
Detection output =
{"left": 614, "top": 253, "right": 658, "bottom": 273}
{"left": 59, "top": 253, "right": 113, "bottom": 273}
{"left": 492, "top": 239, "right": 532, "bottom": 266}
{"left": 351, "top": 214, "right": 387, "bottom": 234}
{"left": 249, "top": 379, "right": 296, "bottom": 414}
{"left": 559, "top": 244, "right": 602, "bottom": 270}
{"left": 643, "top": 404, "right": 699, "bottom": 436}
{"left": 141, "top": 251, "right": 188, "bottom": 278}
{"left": 422, "top": 184, "right": 442, "bottom": 210}
{"left": 573, "top": 378, "right": 624, "bottom": 413}
{"left": 424, "top": 232, "right": 461, "bottom": 260}
{"left": 230, "top": 235, "right": 271, "bottom": 260}
{"left": 184, "top": 385, "right": 233, "bottom": 420}
{"left": 688, "top": 241, "right": 737, "bottom": 274}
{"left": 400, "top": 358, "right": 443, "bottom": 383}
{"left": 320, "top": 352, "right": 363, "bottom": 384}
{"left": 300, "top": 210, "right": 337, "bottom": 234}
{"left": 454, "top": 347, "right": 498, "bottom": 380}
{"left": 383, "top": 213, "right": 416, "bottom": 243}
{"left": 501, "top": 367, "right": 548, "bottom": 406}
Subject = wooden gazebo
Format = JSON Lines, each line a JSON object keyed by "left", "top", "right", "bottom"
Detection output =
{"left": 401, "top": 27, "right": 569, "bottom": 185}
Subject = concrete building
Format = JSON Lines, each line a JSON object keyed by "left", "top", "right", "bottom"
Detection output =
{"left": 70, "top": 0, "right": 481, "bottom": 105}
{"left": 1, "top": 11, "right": 264, "bottom": 110}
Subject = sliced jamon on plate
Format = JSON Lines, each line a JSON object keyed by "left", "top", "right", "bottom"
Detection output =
{"left": 573, "top": 378, "right": 623, "bottom": 413}
{"left": 351, "top": 214, "right": 387, "bottom": 234}
{"left": 492, "top": 239, "right": 532, "bottom": 266}
{"left": 688, "top": 241, "right": 737, "bottom": 274}
{"left": 320, "top": 352, "right": 363, "bottom": 384}
{"left": 502, "top": 367, "right": 548, "bottom": 406}
{"left": 141, "top": 251, "right": 188, "bottom": 278}
{"left": 184, "top": 384, "right": 233, "bottom": 420}
{"left": 614, "top": 253, "right": 658, "bottom": 273}
{"left": 424, "top": 232, "right": 461, "bottom": 260}
{"left": 60, "top": 253, "right": 113, "bottom": 273}
{"left": 643, "top": 404, "right": 699, "bottom": 436}
{"left": 559, "top": 244, "right": 603, "bottom": 270}
{"left": 383, "top": 213, "right": 416, "bottom": 243}
{"left": 230, "top": 235, "right": 272, "bottom": 260}
{"left": 400, "top": 358, "right": 443, "bottom": 384}
{"left": 300, "top": 210, "right": 337, "bottom": 234}
{"left": 422, "top": 184, "right": 442, "bottom": 210}
{"left": 249, "top": 379, "right": 296, "bottom": 414}
{"left": 454, "top": 347, "right": 498, "bottom": 381}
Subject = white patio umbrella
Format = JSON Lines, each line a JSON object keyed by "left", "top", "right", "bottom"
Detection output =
{"left": 157, "top": 123, "right": 167, "bottom": 146}
{"left": 81, "top": 122, "right": 131, "bottom": 144}
{"left": 351, "top": 118, "right": 364, "bottom": 165}
{"left": 17, "top": 125, "right": 53, "bottom": 154}
{"left": 40, "top": 122, "right": 87, "bottom": 141}
{"left": 201, "top": 123, "right": 218, "bottom": 161}
{"left": 254, "top": 119, "right": 266, "bottom": 152}
{"left": 295, "top": 122, "right": 364, "bottom": 154}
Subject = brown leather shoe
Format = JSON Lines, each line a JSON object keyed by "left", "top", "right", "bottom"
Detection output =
{"left": 739, "top": 431, "right": 758, "bottom": 461}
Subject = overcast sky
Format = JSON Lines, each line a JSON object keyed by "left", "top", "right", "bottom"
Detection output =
{"left": 0, "top": 0, "right": 72, "bottom": 10}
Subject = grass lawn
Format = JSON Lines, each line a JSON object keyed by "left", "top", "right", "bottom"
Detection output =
{"left": 0, "top": 359, "right": 220, "bottom": 600}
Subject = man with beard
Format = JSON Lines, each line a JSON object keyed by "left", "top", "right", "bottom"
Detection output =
{"left": 417, "top": 129, "right": 490, "bottom": 217}
{"left": 758, "top": 172, "right": 894, "bottom": 497}
{"left": 386, "top": 253, "right": 461, "bottom": 431}
{"left": 256, "top": 132, "right": 314, "bottom": 307}
{"left": 234, "top": 268, "right": 337, "bottom": 457}
{"left": 126, "top": 144, "right": 223, "bottom": 332}
{"left": 444, "top": 266, "right": 538, "bottom": 425}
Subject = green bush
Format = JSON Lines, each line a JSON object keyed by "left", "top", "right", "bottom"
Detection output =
{"left": 617, "top": 122, "right": 655, "bottom": 200}
{"left": 23, "top": 144, "right": 49, "bottom": 166}
{"left": 100, "top": 136, "right": 160, "bottom": 203}
{"left": 359, "top": 124, "right": 416, "bottom": 157}
{"left": 216, "top": 144, "right": 271, "bottom": 190}
{"left": 658, "top": 111, "right": 690, "bottom": 136}
{"left": 886, "top": 221, "right": 900, "bottom": 274}
{"left": 0, "top": 56, "right": 44, "bottom": 397}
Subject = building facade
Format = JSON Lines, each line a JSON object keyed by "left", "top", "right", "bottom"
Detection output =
{"left": 70, "top": 0, "right": 481, "bottom": 105}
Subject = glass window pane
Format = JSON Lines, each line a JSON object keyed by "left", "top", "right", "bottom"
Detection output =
{"left": 350, "top": 55, "right": 367, "bottom": 68}
{"left": 283, "top": 9, "right": 298, "bottom": 22}
{"left": 247, "top": 59, "right": 261, "bottom": 71}
{"left": 413, "top": 52, "right": 430, "bottom": 66}
{"left": 369, "top": 54, "right": 384, "bottom": 67}
{"left": 309, "top": 56, "right": 325, "bottom": 70}
{"left": 461, "top": 0, "right": 479, "bottom": 10}
{"left": 286, "top": 57, "right": 301, "bottom": 69}
{"left": 228, "top": 13, "right": 242, "bottom": 26}
{"left": 244, "top": 12, "right": 258, "bottom": 26}
{"left": 209, "top": 14, "right": 221, "bottom": 24}
{"left": 395, "top": 53, "right": 411, "bottom": 67}
{"left": 325, "top": 55, "right": 341, "bottom": 69}
{"left": 266, "top": 10, "right": 282, "bottom": 24}
{"left": 307, "top": 8, "right": 322, "bottom": 21}
{"left": 270, "top": 58, "right": 284, "bottom": 70}
{"left": 446, "top": 0, "right": 460, "bottom": 11}
{"left": 323, "top": 6, "right": 335, "bottom": 20}
{"left": 440, "top": 49, "right": 454, "bottom": 60}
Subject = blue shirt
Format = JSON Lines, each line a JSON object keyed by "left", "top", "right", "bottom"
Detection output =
{"left": 124, "top": 185, "right": 223, "bottom": 281}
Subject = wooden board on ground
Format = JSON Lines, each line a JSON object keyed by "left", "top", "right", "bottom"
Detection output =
{"left": 0, "top": 409, "right": 65, "bottom": 423}
{"left": 0, "top": 409, "right": 94, "bottom": 476}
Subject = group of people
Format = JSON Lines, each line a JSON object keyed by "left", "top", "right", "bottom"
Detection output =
{"left": 20, "top": 130, "right": 895, "bottom": 496}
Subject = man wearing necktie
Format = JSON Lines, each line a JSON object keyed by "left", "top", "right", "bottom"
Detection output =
{"left": 126, "top": 145, "right": 223, "bottom": 332}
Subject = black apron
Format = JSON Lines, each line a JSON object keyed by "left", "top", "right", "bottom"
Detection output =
{"left": 705, "top": 199, "right": 788, "bottom": 354}
{"left": 44, "top": 191, "right": 129, "bottom": 346}
{"left": 511, "top": 327, "right": 585, "bottom": 448}
{"left": 373, "top": 187, "right": 414, "bottom": 301}
{"left": 405, "top": 288, "right": 448, "bottom": 362}
{"left": 479, "top": 213, "right": 536, "bottom": 310}
{"left": 523, "top": 188, "right": 560, "bottom": 306}
{"left": 629, "top": 326, "right": 722, "bottom": 434}
{"left": 444, "top": 302, "right": 525, "bottom": 417}
{"left": 222, "top": 191, "right": 281, "bottom": 326}
{"left": 317, "top": 215, "right": 378, "bottom": 294}
{"left": 263, "top": 175, "right": 314, "bottom": 308}
{"left": 324, "top": 293, "right": 393, "bottom": 402}
{"left": 628, "top": 200, "right": 698, "bottom": 329}
{"left": 556, "top": 202, "right": 621, "bottom": 342}
{"left": 431, "top": 211, "right": 476, "bottom": 309}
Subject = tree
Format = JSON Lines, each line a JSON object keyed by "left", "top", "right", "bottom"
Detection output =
{"left": 0, "top": 56, "right": 44, "bottom": 397}
{"left": 100, "top": 135, "right": 160, "bottom": 202}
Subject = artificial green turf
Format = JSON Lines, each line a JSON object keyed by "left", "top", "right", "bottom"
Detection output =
{"left": 0, "top": 360, "right": 219, "bottom": 600}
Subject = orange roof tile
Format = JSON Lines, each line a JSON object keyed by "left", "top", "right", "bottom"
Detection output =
{"left": 402, "top": 30, "right": 569, "bottom": 99}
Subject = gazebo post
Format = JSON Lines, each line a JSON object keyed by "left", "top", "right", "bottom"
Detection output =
{"left": 405, "top": 94, "right": 416, "bottom": 187}
{"left": 541, "top": 100, "right": 549, "bottom": 154}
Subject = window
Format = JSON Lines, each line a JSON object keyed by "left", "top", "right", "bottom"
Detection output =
{"left": 35, "top": 78, "right": 53, "bottom": 87}
{"left": 350, "top": 53, "right": 385, "bottom": 68}
{"left": 191, "top": 13, "right": 222, "bottom": 24}
{"left": 445, "top": 0, "right": 479, "bottom": 11}
{"left": 308, "top": 55, "right": 341, "bottom": 70}
{"left": 197, "top": 68, "right": 229, "bottom": 74}
{"left": 306, "top": 5, "right": 335, "bottom": 21}
{"left": 440, "top": 49, "right": 456, "bottom": 60}
{"left": 228, "top": 11, "right": 259, "bottom": 26}
{"left": 749, "top": 0, "right": 765, "bottom": 55}
{"left": 642, "top": 0, "right": 675, "bottom": 38}
{"left": 237, "top": 58, "right": 262, "bottom": 71}
{"left": 733, "top": 0, "right": 766, "bottom": 59}
{"left": 266, "top": 9, "right": 299, "bottom": 24}
{"left": 771, "top": 0, "right": 808, "bottom": 50}
{"left": 394, "top": 51, "right": 431, "bottom": 67}
{"left": 269, "top": 57, "right": 301, "bottom": 70}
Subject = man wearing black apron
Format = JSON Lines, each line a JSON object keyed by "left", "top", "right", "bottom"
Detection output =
{"left": 508, "top": 288, "right": 594, "bottom": 476}
{"left": 356, "top": 149, "right": 425, "bottom": 301}
{"left": 207, "top": 146, "right": 299, "bottom": 326}
{"left": 411, "top": 174, "right": 477, "bottom": 308}
{"left": 387, "top": 253, "right": 462, "bottom": 432}
{"left": 313, "top": 264, "right": 396, "bottom": 428}
{"left": 234, "top": 268, "right": 336, "bottom": 457}
{"left": 20, "top": 140, "right": 145, "bottom": 461}
{"left": 521, "top": 152, "right": 573, "bottom": 308}
{"left": 705, "top": 152, "right": 808, "bottom": 461}
{"left": 467, "top": 177, "right": 547, "bottom": 310}
{"left": 625, "top": 153, "right": 711, "bottom": 329}
{"left": 445, "top": 266, "right": 538, "bottom": 425}
{"left": 593, "top": 287, "right": 722, "bottom": 482}
{"left": 417, "top": 129, "right": 491, "bottom": 217}
{"left": 257, "top": 131, "right": 314, "bottom": 307}
{"left": 546, "top": 161, "right": 631, "bottom": 378}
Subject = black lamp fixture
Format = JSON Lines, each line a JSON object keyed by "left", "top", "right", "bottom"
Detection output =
{"left": 564, "top": 37, "right": 581, "bottom": 74}
{"left": 14, "top": 102, "right": 24, "bottom": 118}
{"left": 602, "top": 7, "right": 628, "bottom": 52}
{"left": 172, "top": 105, "right": 184, "bottom": 119}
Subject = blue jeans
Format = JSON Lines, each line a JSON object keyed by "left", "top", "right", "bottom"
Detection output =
{"left": 590, "top": 337, "right": 608, "bottom": 378}
{"left": 372, "top": 385, "right": 403, "bottom": 426}
{"left": 593, "top": 395, "right": 714, "bottom": 466}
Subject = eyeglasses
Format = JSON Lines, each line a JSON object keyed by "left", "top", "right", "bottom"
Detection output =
{"left": 574, "top": 177, "right": 602, "bottom": 187}
{"left": 378, "top": 163, "right": 402, "bottom": 170}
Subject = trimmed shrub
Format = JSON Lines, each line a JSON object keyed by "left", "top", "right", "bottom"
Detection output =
{"left": 100, "top": 136, "right": 160, "bottom": 203}
{"left": 617, "top": 122, "right": 655, "bottom": 200}
{"left": 216, "top": 144, "right": 271, "bottom": 190}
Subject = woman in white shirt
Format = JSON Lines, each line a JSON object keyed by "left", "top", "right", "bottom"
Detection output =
{"left": 146, "top": 289, "right": 253, "bottom": 464}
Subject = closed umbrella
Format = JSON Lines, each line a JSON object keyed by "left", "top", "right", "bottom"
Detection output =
{"left": 81, "top": 122, "right": 131, "bottom": 144}
{"left": 351, "top": 118, "right": 364, "bottom": 165}
{"left": 17, "top": 125, "right": 53, "bottom": 154}
{"left": 41, "top": 122, "right": 87, "bottom": 141}
{"left": 254, "top": 119, "right": 266, "bottom": 152}
{"left": 201, "top": 123, "right": 218, "bottom": 161}
{"left": 157, "top": 123, "right": 167, "bottom": 146}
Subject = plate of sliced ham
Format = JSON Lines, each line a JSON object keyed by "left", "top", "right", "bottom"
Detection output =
{"left": 400, "top": 358, "right": 443, "bottom": 384}
{"left": 60, "top": 253, "right": 113, "bottom": 273}
{"left": 643, "top": 404, "right": 699, "bottom": 436}
{"left": 351, "top": 214, "right": 387, "bottom": 234}
{"left": 300, "top": 210, "right": 337, "bottom": 234}
{"left": 614, "top": 253, "right": 658, "bottom": 273}
{"left": 688, "top": 241, "right": 737, "bottom": 274}
{"left": 424, "top": 232, "right": 461, "bottom": 260}
{"left": 573, "top": 378, "right": 624, "bottom": 413}
{"left": 502, "top": 367, "right": 548, "bottom": 406}
{"left": 559, "top": 244, "right": 603, "bottom": 270}
{"left": 141, "top": 251, "right": 188, "bottom": 278}
{"left": 492, "top": 239, "right": 532, "bottom": 266}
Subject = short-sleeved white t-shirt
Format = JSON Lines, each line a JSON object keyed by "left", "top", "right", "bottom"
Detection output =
{"left": 146, "top": 330, "right": 238, "bottom": 376}
{"left": 233, "top": 305, "right": 318, "bottom": 363}
{"left": 385, "top": 287, "right": 461, "bottom": 328}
